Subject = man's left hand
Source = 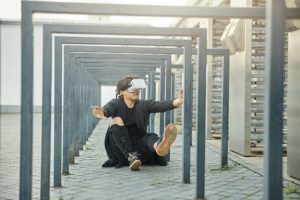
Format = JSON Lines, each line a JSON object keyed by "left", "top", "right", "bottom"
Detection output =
{"left": 173, "top": 89, "right": 184, "bottom": 108}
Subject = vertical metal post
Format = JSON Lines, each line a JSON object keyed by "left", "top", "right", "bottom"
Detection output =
{"left": 90, "top": 80, "right": 94, "bottom": 131}
{"left": 141, "top": 88, "right": 146, "bottom": 99}
{"left": 159, "top": 65, "right": 166, "bottom": 137}
{"left": 40, "top": 27, "right": 52, "bottom": 200}
{"left": 88, "top": 83, "right": 92, "bottom": 136}
{"left": 183, "top": 42, "right": 193, "bottom": 184}
{"left": 84, "top": 75, "right": 89, "bottom": 142}
{"left": 221, "top": 52, "right": 229, "bottom": 167}
{"left": 98, "top": 84, "right": 101, "bottom": 106}
{"left": 63, "top": 49, "right": 70, "bottom": 174}
{"left": 146, "top": 74, "right": 151, "bottom": 132}
{"left": 99, "top": 84, "right": 102, "bottom": 106}
{"left": 93, "top": 80, "right": 98, "bottom": 129}
{"left": 150, "top": 70, "right": 156, "bottom": 133}
{"left": 165, "top": 59, "right": 172, "bottom": 162}
{"left": 54, "top": 39, "right": 62, "bottom": 186}
{"left": 74, "top": 62, "right": 80, "bottom": 156}
{"left": 86, "top": 76, "right": 90, "bottom": 142}
{"left": 170, "top": 73, "right": 175, "bottom": 123}
{"left": 165, "top": 58, "right": 172, "bottom": 126}
{"left": 196, "top": 29, "right": 207, "bottom": 199}
{"left": 264, "top": 1, "right": 285, "bottom": 199}
{"left": 78, "top": 66, "right": 84, "bottom": 149}
{"left": 147, "top": 75, "right": 150, "bottom": 99}
{"left": 69, "top": 57, "right": 76, "bottom": 163}
{"left": 87, "top": 80, "right": 91, "bottom": 136}
{"left": 20, "top": 2, "right": 33, "bottom": 199}
{"left": 84, "top": 76, "right": 88, "bottom": 143}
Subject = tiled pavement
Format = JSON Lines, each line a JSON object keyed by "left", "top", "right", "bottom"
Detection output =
{"left": 1, "top": 114, "right": 299, "bottom": 200}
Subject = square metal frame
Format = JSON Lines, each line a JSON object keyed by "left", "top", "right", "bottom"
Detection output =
{"left": 20, "top": 1, "right": 300, "bottom": 200}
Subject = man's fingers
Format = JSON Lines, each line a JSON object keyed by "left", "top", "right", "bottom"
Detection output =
{"left": 179, "top": 89, "right": 184, "bottom": 98}
{"left": 91, "top": 105, "right": 102, "bottom": 111}
{"left": 91, "top": 106, "right": 104, "bottom": 115}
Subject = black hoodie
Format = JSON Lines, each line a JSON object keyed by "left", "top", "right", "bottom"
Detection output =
{"left": 102, "top": 96, "right": 175, "bottom": 133}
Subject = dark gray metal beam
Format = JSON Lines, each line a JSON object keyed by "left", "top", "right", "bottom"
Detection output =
{"left": 220, "top": 50, "right": 230, "bottom": 167}
{"left": 84, "top": 64, "right": 159, "bottom": 70}
{"left": 64, "top": 41, "right": 192, "bottom": 158}
{"left": 25, "top": 1, "right": 298, "bottom": 19}
{"left": 68, "top": 50, "right": 169, "bottom": 155}
{"left": 49, "top": 24, "right": 203, "bottom": 36}
{"left": 21, "top": 2, "right": 300, "bottom": 199}
{"left": 64, "top": 45, "right": 185, "bottom": 69}
{"left": 86, "top": 67, "right": 155, "bottom": 74}
{"left": 88, "top": 68, "right": 152, "bottom": 82}
{"left": 56, "top": 37, "right": 191, "bottom": 190}
{"left": 80, "top": 63, "right": 157, "bottom": 133}
{"left": 57, "top": 37, "right": 188, "bottom": 192}
{"left": 57, "top": 36, "right": 198, "bottom": 54}
{"left": 52, "top": 31, "right": 193, "bottom": 199}
{"left": 264, "top": 1, "right": 286, "bottom": 200}
{"left": 20, "top": 2, "right": 34, "bottom": 199}
{"left": 79, "top": 59, "right": 163, "bottom": 65}
{"left": 72, "top": 50, "right": 185, "bottom": 161}
{"left": 21, "top": 1, "right": 223, "bottom": 198}
{"left": 40, "top": 17, "right": 52, "bottom": 199}
{"left": 73, "top": 53, "right": 172, "bottom": 61}
{"left": 63, "top": 37, "right": 190, "bottom": 46}
{"left": 196, "top": 30, "right": 207, "bottom": 199}
{"left": 51, "top": 33, "right": 197, "bottom": 193}
{"left": 69, "top": 50, "right": 173, "bottom": 138}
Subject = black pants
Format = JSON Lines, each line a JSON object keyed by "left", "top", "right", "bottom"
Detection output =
{"left": 104, "top": 124, "right": 167, "bottom": 167}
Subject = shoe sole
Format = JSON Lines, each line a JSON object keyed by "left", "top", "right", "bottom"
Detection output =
{"left": 156, "top": 123, "right": 177, "bottom": 156}
{"left": 129, "top": 160, "right": 141, "bottom": 171}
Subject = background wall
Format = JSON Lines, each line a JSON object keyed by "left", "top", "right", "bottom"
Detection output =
{"left": 287, "top": 29, "right": 300, "bottom": 180}
{"left": 0, "top": 22, "right": 43, "bottom": 113}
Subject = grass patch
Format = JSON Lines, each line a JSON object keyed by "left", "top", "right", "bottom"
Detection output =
{"left": 284, "top": 182, "right": 300, "bottom": 196}
{"left": 150, "top": 177, "right": 163, "bottom": 187}
{"left": 84, "top": 146, "right": 93, "bottom": 150}
{"left": 209, "top": 163, "right": 238, "bottom": 173}
{"left": 63, "top": 172, "right": 72, "bottom": 176}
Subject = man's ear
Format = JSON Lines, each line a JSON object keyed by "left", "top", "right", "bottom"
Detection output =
{"left": 120, "top": 90, "right": 125, "bottom": 95}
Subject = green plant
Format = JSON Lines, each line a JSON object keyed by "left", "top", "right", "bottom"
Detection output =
{"left": 284, "top": 182, "right": 299, "bottom": 195}
{"left": 84, "top": 146, "right": 93, "bottom": 150}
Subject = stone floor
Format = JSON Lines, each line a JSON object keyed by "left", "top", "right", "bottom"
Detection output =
{"left": 1, "top": 114, "right": 299, "bottom": 199}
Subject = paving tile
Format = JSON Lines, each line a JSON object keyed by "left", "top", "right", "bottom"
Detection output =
{"left": 1, "top": 114, "right": 300, "bottom": 200}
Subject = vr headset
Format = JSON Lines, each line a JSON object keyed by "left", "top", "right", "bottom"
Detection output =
{"left": 127, "top": 79, "right": 147, "bottom": 92}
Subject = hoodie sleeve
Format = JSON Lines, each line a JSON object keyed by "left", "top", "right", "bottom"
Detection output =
{"left": 144, "top": 99, "right": 176, "bottom": 113}
{"left": 102, "top": 98, "right": 119, "bottom": 118}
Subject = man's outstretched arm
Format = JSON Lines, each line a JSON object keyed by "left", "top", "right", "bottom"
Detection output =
{"left": 146, "top": 89, "right": 184, "bottom": 113}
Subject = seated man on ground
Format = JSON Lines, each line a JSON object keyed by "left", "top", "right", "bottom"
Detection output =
{"left": 91, "top": 75, "right": 183, "bottom": 171}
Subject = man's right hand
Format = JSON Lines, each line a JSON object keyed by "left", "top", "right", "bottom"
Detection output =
{"left": 91, "top": 106, "right": 107, "bottom": 119}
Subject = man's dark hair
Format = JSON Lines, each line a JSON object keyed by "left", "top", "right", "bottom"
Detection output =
{"left": 116, "top": 75, "right": 140, "bottom": 97}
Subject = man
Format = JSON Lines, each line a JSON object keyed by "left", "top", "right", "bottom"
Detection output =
{"left": 91, "top": 75, "right": 183, "bottom": 171}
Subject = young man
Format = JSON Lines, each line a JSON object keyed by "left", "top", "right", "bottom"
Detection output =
{"left": 91, "top": 76, "right": 183, "bottom": 171}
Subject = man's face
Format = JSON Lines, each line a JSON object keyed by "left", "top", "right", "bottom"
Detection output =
{"left": 122, "top": 89, "right": 141, "bottom": 101}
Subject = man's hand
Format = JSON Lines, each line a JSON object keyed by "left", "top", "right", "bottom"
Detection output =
{"left": 91, "top": 106, "right": 107, "bottom": 120}
{"left": 173, "top": 89, "right": 184, "bottom": 108}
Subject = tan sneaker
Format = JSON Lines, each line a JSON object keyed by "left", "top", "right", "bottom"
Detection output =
{"left": 156, "top": 123, "right": 177, "bottom": 156}
{"left": 129, "top": 160, "right": 142, "bottom": 171}
{"left": 128, "top": 152, "right": 142, "bottom": 171}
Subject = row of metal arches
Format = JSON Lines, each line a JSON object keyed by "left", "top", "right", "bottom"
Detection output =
{"left": 19, "top": 1, "right": 299, "bottom": 200}
{"left": 38, "top": 23, "right": 230, "bottom": 200}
